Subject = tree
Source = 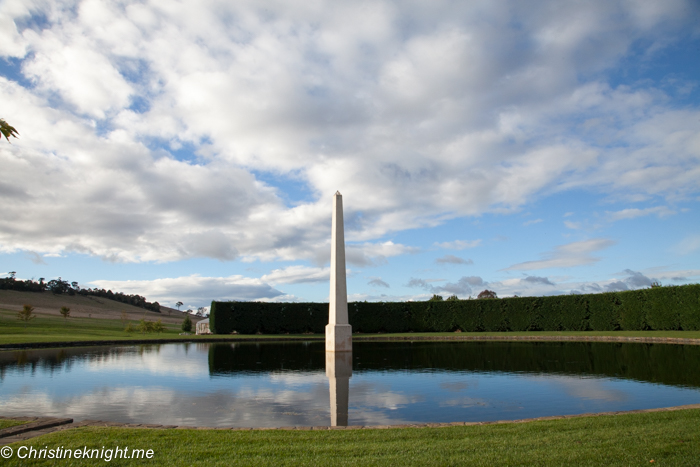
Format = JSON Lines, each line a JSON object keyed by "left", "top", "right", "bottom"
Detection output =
{"left": 175, "top": 301, "right": 183, "bottom": 311}
{"left": 47, "top": 277, "right": 70, "bottom": 295}
{"left": 138, "top": 319, "right": 165, "bottom": 334}
{"left": 477, "top": 290, "right": 498, "bottom": 299}
{"left": 196, "top": 307, "right": 205, "bottom": 317}
{"left": 152, "top": 319, "right": 165, "bottom": 333}
{"left": 429, "top": 294, "right": 444, "bottom": 301}
{"left": 59, "top": 306, "right": 70, "bottom": 319}
{"left": 181, "top": 314, "right": 193, "bottom": 333}
{"left": 1, "top": 119, "right": 19, "bottom": 142}
{"left": 17, "top": 304, "right": 35, "bottom": 327}
{"left": 446, "top": 295, "right": 459, "bottom": 301}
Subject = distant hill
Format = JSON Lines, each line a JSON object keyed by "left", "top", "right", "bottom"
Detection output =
{"left": 0, "top": 290, "right": 202, "bottom": 325}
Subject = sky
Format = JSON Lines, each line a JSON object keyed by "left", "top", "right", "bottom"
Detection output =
{"left": 1, "top": 0, "right": 699, "bottom": 312}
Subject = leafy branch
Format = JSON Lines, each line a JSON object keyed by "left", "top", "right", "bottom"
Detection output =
{"left": 0, "top": 119, "right": 19, "bottom": 142}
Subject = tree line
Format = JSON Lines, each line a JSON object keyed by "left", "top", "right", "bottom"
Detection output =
{"left": 0, "top": 273, "right": 161, "bottom": 313}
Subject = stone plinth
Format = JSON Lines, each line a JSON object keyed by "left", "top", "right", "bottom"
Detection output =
{"left": 326, "top": 324, "right": 352, "bottom": 352}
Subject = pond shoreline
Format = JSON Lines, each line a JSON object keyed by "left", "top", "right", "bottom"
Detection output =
{"left": 2, "top": 403, "right": 700, "bottom": 443}
{"left": 2, "top": 334, "right": 700, "bottom": 351}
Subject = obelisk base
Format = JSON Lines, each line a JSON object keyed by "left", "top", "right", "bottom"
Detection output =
{"left": 325, "top": 324, "right": 352, "bottom": 352}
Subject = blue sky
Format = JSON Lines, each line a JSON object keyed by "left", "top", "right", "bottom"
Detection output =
{"left": 1, "top": 0, "right": 699, "bottom": 311}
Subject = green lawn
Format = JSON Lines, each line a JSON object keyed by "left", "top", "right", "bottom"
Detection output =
{"left": 2, "top": 307, "right": 700, "bottom": 347}
{"left": 0, "top": 419, "right": 27, "bottom": 430}
{"left": 3, "top": 409, "right": 699, "bottom": 466}
{"left": 0, "top": 309, "right": 186, "bottom": 345}
{"left": 353, "top": 330, "right": 700, "bottom": 339}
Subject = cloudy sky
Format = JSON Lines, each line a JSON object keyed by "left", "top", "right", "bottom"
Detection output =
{"left": 1, "top": 0, "right": 699, "bottom": 311}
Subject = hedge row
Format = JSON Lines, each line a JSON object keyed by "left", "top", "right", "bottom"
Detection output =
{"left": 210, "top": 284, "right": 700, "bottom": 334}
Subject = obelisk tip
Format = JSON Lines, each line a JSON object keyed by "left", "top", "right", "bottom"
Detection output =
{"left": 335, "top": 191, "right": 341, "bottom": 196}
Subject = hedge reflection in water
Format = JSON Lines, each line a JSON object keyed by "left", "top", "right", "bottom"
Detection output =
{"left": 3, "top": 340, "right": 700, "bottom": 387}
{"left": 208, "top": 341, "right": 700, "bottom": 388}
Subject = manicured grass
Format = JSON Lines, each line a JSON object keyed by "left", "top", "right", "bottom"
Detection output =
{"left": 0, "top": 419, "right": 27, "bottom": 430}
{"left": 356, "top": 330, "right": 700, "bottom": 339}
{"left": 2, "top": 307, "right": 700, "bottom": 347}
{"left": 0, "top": 309, "right": 317, "bottom": 346}
{"left": 4, "top": 409, "right": 700, "bottom": 466}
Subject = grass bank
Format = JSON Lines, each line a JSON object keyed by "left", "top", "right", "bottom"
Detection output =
{"left": 2, "top": 308, "right": 700, "bottom": 347}
{"left": 352, "top": 330, "right": 700, "bottom": 339}
{"left": 0, "top": 419, "right": 27, "bottom": 430}
{"left": 0, "top": 309, "right": 186, "bottom": 345}
{"left": 4, "top": 409, "right": 700, "bottom": 466}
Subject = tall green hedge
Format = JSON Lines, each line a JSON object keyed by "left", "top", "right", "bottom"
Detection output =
{"left": 210, "top": 284, "right": 700, "bottom": 334}
{"left": 619, "top": 289, "right": 647, "bottom": 330}
{"left": 587, "top": 292, "right": 621, "bottom": 331}
{"left": 678, "top": 284, "right": 700, "bottom": 330}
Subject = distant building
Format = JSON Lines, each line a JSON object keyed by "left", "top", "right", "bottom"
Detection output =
{"left": 196, "top": 318, "right": 211, "bottom": 335}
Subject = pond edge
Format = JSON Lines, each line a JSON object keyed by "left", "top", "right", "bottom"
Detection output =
{"left": 2, "top": 404, "right": 700, "bottom": 438}
{"left": 2, "top": 334, "right": 700, "bottom": 351}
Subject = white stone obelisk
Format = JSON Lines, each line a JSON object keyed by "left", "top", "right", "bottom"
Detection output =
{"left": 326, "top": 191, "right": 352, "bottom": 352}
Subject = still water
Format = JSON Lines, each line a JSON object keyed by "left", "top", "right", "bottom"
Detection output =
{"left": 1, "top": 341, "right": 699, "bottom": 427}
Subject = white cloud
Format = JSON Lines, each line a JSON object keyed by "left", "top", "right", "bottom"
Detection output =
{"left": 0, "top": 0, "right": 31, "bottom": 58}
{"left": 0, "top": 0, "right": 698, "bottom": 273}
{"left": 507, "top": 238, "right": 615, "bottom": 271}
{"left": 407, "top": 275, "right": 485, "bottom": 298}
{"left": 435, "top": 255, "right": 473, "bottom": 265}
{"left": 23, "top": 30, "right": 134, "bottom": 118}
{"left": 345, "top": 241, "right": 419, "bottom": 267}
{"left": 90, "top": 274, "right": 284, "bottom": 306}
{"left": 434, "top": 240, "right": 482, "bottom": 250}
{"left": 605, "top": 206, "right": 675, "bottom": 221}
{"left": 261, "top": 266, "right": 329, "bottom": 285}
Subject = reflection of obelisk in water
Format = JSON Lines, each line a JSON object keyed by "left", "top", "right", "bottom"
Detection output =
{"left": 326, "top": 191, "right": 352, "bottom": 352}
{"left": 326, "top": 351, "right": 352, "bottom": 426}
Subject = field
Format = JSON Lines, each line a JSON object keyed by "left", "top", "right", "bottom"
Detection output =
{"left": 0, "top": 290, "right": 205, "bottom": 345}
{"left": 0, "top": 290, "right": 191, "bottom": 322}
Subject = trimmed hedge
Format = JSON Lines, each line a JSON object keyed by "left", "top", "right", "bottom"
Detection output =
{"left": 210, "top": 284, "right": 700, "bottom": 334}
{"left": 587, "top": 292, "right": 621, "bottom": 331}
{"left": 619, "top": 289, "right": 647, "bottom": 330}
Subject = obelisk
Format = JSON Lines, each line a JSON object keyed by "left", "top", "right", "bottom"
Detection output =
{"left": 326, "top": 191, "right": 352, "bottom": 352}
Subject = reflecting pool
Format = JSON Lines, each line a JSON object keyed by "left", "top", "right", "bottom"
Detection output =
{"left": 1, "top": 341, "right": 699, "bottom": 427}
